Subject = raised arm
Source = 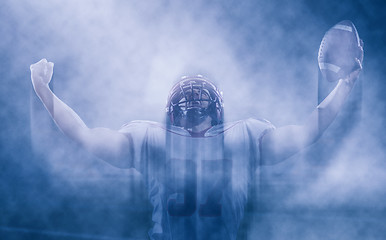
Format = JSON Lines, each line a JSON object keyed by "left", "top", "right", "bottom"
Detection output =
{"left": 30, "top": 59, "right": 132, "bottom": 168}
{"left": 260, "top": 45, "right": 363, "bottom": 165}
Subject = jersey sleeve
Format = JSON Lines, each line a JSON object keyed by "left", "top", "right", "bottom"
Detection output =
{"left": 118, "top": 121, "right": 166, "bottom": 176}
{"left": 245, "top": 118, "right": 276, "bottom": 138}
{"left": 118, "top": 121, "right": 150, "bottom": 173}
{"left": 244, "top": 118, "right": 276, "bottom": 166}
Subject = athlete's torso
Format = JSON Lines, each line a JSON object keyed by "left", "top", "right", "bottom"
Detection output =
{"left": 119, "top": 119, "right": 274, "bottom": 240}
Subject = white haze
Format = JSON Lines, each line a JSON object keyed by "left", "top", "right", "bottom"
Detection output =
{"left": 1, "top": 0, "right": 386, "bottom": 239}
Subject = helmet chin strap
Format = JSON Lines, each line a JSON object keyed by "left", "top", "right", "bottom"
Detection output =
{"left": 185, "top": 108, "right": 209, "bottom": 129}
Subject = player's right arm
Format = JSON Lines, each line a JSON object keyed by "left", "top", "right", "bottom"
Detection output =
{"left": 30, "top": 59, "right": 132, "bottom": 168}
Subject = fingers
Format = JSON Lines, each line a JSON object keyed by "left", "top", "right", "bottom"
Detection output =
{"left": 30, "top": 58, "right": 53, "bottom": 69}
{"left": 30, "top": 58, "right": 46, "bottom": 70}
{"left": 45, "top": 61, "right": 54, "bottom": 74}
{"left": 30, "top": 59, "right": 54, "bottom": 74}
{"left": 348, "top": 67, "right": 361, "bottom": 83}
{"left": 351, "top": 65, "right": 361, "bottom": 77}
{"left": 47, "top": 61, "right": 54, "bottom": 70}
{"left": 46, "top": 62, "right": 54, "bottom": 80}
{"left": 343, "top": 59, "right": 362, "bottom": 86}
{"left": 358, "top": 39, "right": 364, "bottom": 63}
{"left": 359, "top": 40, "right": 364, "bottom": 52}
{"left": 350, "top": 58, "right": 362, "bottom": 78}
{"left": 30, "top": 59, "right": 55, "bottom": 86}
{"left": 355, "top": 58, "right": 362, "bottom": 70}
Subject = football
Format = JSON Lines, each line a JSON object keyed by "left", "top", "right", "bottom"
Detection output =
{"left": 318, "top": 20, "right": 361, "bottom": 82}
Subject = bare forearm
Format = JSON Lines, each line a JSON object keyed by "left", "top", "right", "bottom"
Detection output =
{"left": 305, "top": 74, "right": 357, "bottom": 143}
{"left": 261, "top": 70, "right": 360, "bottom": 165}
{"left": 34, "top": 82, "right": 88, "bottom": 142}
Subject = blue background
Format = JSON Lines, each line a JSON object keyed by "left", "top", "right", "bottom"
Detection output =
{"left": 1, "top": 0, "right": 386, "bottom": 239}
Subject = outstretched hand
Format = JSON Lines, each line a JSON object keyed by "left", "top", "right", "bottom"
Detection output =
{"left": 344, "top": 39, "right": 364, "bottom": 86}
{"left": 30, "top": 59, "right": 54, "bottom": 89}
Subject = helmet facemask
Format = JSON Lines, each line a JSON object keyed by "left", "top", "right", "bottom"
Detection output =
{"left": 166, "top": 76, "right": 223, "bottom": 131}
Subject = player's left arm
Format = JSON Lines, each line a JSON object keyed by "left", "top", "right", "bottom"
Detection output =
{"left": 260, "top": 46, "right": 363, "bottom": 165}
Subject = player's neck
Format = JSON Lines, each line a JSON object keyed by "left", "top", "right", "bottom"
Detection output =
{"left": 188, "top": 116, "right": 212, "bottom": 137}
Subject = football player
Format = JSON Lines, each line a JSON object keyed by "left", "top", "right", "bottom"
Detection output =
{"left": 30, "top": 41, "right": 362, "bottom": 239}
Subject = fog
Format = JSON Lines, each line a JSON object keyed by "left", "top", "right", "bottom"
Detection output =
{"left": 1, "top": 0, "right": 385, "bottom": 239}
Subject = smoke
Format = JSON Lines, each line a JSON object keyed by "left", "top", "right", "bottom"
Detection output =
{"left": 1, "top": 0, "right": 386, "bottom": 239}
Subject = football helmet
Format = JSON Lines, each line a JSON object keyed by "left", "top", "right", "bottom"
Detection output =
{"left": 166, "top": 75, "right": 224, "bottom": 129}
